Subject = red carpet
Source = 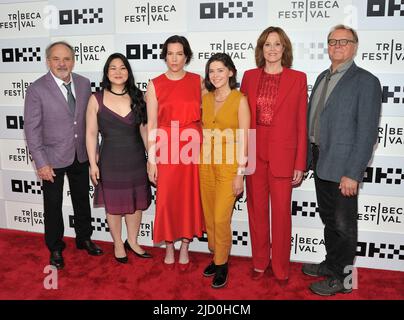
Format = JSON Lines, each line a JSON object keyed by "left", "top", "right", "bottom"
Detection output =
{"left": 0, "top": 228, "right": 403, "bottom": 300}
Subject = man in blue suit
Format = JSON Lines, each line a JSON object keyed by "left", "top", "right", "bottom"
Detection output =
{"left": 302, "top": 25, "right": 382, "bottom": 296}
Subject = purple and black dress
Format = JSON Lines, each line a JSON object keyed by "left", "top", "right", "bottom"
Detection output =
{"left": 93, "top": 90, "right": 151, "bottom": 214}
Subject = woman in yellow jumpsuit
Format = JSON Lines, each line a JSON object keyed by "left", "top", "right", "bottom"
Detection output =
{"left": 199, "top": 53, "right": 250, "bottom": 288}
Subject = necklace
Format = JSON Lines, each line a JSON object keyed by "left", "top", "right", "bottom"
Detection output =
{"left": 109, "top": 89, "right": 127, "bottom": 96}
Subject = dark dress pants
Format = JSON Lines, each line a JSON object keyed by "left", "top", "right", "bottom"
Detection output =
{"left": 312, "top": 144, "right": 358, "bottom": 281}
{"left": 43, "top": 156, "right": 93, "bottom": 252}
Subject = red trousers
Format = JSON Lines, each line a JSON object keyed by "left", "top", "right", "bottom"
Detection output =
{"left": 246, "top": 129, "right": 292, "bottom": 280}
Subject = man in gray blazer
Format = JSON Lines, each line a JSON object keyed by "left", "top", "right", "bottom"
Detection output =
{"left": 24, "top": 41, "right": 103, "bottom": 269}
{"left": 302, "top": 25, "right": 381, "bottom": 295}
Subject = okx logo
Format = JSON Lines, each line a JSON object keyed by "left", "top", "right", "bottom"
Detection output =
{"left": 200, "top": 1, "right": 253, "bottom": 19}
{"left": 292, "top": 200, "right": 319, "bottom": 218}
{"left": 126, "top": 43, "right": 163, "bottom": 60}
{"left": 367, "top": 0, "right": 404, "bottom": 17}
{"left": 69, "top": 216, "right": 109, "bottom": 232}
{"left": 363, "top": 167, "right": 404, "bottom": 185}
{"left": 293, "top": 42, "right": 328, "bottom": 60}
{"left": 2, "top": 47, "right": 41, "bottom": 62}
{"left": 11, "top": 179, "right": 42, "bottom": 195}
{"left": 382, "top": 85, "right": 404, "bottom": 104}
{"left": 59, "top": 8, "right": 103, "bottom": 25}
{"left": 232, "top": 230, "right": 249, "bottom": 246}
{"left": 6, "top": 115, "right": 24, "bottom": 130}
{"left": 357, "top": 241, "right": 404, "bottom": 260}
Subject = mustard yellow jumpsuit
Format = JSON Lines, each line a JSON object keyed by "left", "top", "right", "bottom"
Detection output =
{"left": 199, "top": 89, "right": 243, "bottom": 266}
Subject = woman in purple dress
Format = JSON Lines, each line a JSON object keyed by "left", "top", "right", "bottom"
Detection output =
{"left": 86, "top": 53, "right": 152, "bottom": 263}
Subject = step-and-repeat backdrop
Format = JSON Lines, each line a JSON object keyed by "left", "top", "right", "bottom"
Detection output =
{"left": 0, "top": 0, "right": 403, "bottom": 271}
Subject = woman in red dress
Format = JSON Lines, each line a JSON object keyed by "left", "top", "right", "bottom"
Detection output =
{"left": 146, "top": 35, "right": 204, "bottom": 271}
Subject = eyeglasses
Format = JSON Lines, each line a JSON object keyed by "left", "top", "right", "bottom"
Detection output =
{"left": 328, "top": 39, "right": 356, "bottom": 46}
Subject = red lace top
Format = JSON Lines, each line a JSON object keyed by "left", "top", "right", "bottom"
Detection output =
{"left": 256, "top": 71, "right": 282, "bottom": 126}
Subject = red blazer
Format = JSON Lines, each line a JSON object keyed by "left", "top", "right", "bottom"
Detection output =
{"left": 241, "top": 67, "right": 307, "bottom": 177}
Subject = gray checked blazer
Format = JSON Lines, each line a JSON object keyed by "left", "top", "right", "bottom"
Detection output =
{"left": 24, "top": 71, "right": 92, "bottom": 169}
{"left": 307, "top": 62, "right": 382, "bottom": 183}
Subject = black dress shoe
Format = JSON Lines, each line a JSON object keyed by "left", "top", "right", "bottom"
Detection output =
{"left": 50, "top": 250, "right": 64, "bottom": 270}
{"left": 76, "top": 240, "right": 103, "bottom": 256}
{"left": 124, "top": 240, "right": 152, "bottom": 258}
{"left": 211, "top": 263, "right": 228, "bottom": 289}
{"left": 115, "top": 255, "right": 128, "bottom": 264}
{"left": 203, "top": 261, "right": 216, "bottom": 277}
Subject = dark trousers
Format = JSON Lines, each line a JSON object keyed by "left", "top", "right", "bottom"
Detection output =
{"left": 43, "top": 156, "right": 93, "bottom": 252}
{"left": 312, "top": 144, "right": 358, "bottom": 281}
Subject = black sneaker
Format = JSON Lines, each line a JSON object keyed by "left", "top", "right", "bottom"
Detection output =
{"left": 302, "top": 261, "right": 334, "bottom": 277}
{"left": 203, "top": 261, "right": 216, "bottom": 277}
{"left": 310, "top": 277, "right": 353, "bottom": 296}
{"left": 211, "top": 263, "right": 228, "bottom": 289}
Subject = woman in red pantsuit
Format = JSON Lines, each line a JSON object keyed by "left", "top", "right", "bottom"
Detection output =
{"left": 240, "top": 26, "right": 307, "bottom": 282}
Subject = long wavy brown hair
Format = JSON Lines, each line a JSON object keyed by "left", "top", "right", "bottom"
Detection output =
{"left": 255, "top": 26, "right": 293, "bottom": 68}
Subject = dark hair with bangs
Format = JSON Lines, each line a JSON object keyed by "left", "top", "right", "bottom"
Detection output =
{"left": 101, "top": 53, "right": 147, "bottom": 125}
{"left": 161, "top": 35, "right": 193, "bottom": 65}
{"left": 204, "top": 53, "right": 237, "bottom": 92}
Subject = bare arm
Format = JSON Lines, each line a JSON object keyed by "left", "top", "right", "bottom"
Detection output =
{"left": 233, "top": 95, "right": 251, "bottom": 196}
{"left": 85, "top": 95, "right": 100, "bottom": 185}
{"left": 237, "top": 95, "right": 250, "bottom": 168}
{"left": 200, "top": 76, "right": 207, "bottom": 96}
{"left": 145, "top": 80, "right": 158, "bottom": 184}
{"left": 140, "top": 123, "right": 148, "bottom": 149}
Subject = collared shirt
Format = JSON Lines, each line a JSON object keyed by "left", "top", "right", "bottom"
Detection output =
{"left": 50, "top": 71, "right": 76, "bottom": 102}
{"left": 309, "top": 59, "right": 354, "bottom": 143}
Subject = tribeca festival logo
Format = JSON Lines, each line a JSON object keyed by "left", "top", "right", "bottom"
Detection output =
{"left": 59, "top": 8, "right": 103, "bottom": 25}
{"left": 11, "top": 179, "right": 42, "bottom": 195}
{"left": 200, "top": 1, "right": 254, "bottom": 19}
{"left": 378, "top": 123, "right": 403, "bottom": 148}
{"left": 73, "top": 42, "right": 106, "bottom": 64}
{"left": 13, "top": 208, "right": 44, "bottom": 227}
{"left": 197, "top": 40, "right": 254, "bottom": 60}
{"left": 362, "top": 40, "right": 404, "bottom": 64}
{"left": 292, "top": 233, "right": 324, "bottom": 254}
{"left": 0, "top": 10, "right": 41, "bottom": 31}
{"left": 7, "top": 145, "right": 32, "bottom": 166}
{"left": 367, "top": 0, "right": 404, "bottom": 17}
{"left": 277, "top": 0, "right": 342, "bottom": 20}
{"left": 358, "top": 203, "right": 403, "bottom": 225}
{"left": 124, "top": 3, "right": 177, "bottom": 24}
{"left": 2, "top": 79, "right": 32, "bottom": 99}
{"left": 293, "top": 41, "right": 328, "bottom": 60}
{"left": 126, "top": 42, "right": 163, "bottom": 60}
{"left": 1, "top": 47, "right": 41, "bottom": 63}
{"left": 233, "top": 194, "right": 246, "bottom": 212}
{"left": 363, "top": 166, "right": 404, "bottom": 185}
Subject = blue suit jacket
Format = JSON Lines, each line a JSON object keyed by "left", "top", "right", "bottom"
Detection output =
{"left": 307, "top": 62, "right": 382, "bottom": 183}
